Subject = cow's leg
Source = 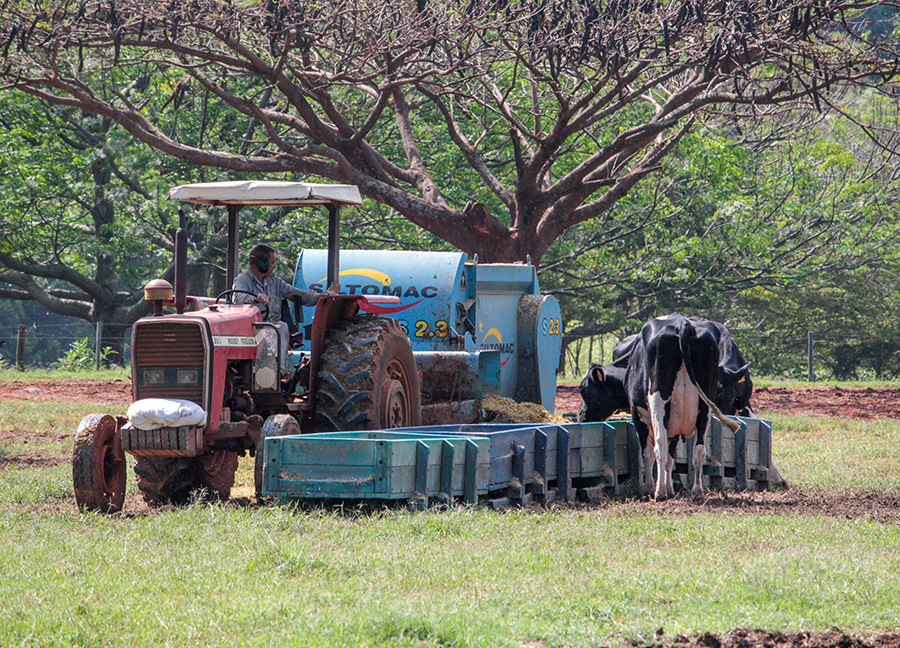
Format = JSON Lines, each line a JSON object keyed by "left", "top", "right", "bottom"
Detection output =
{"left": 664, "top": 437, "right": 678, "bottom": 498}
{"left": 643, "top": 435, "right": 656, "bottom": 496}
{"left": 692, "top": 404, "right": 711, "bottom": 499}
{"left": 648, "top": 391, "right": 670, "bottom": 500}
{"left": 632, "top": 411, "right": 654, "bottom": 497}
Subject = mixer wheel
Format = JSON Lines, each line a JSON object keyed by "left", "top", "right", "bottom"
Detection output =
{"left": 315, "top": 315, "right": 421, "bottom": 432}
{"left": 256, "top": 414, "right": 300, "bottom": 498}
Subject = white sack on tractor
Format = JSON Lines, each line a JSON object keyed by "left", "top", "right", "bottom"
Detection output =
{"left": 126, "top": 399, "right": 208, "bottom": 431}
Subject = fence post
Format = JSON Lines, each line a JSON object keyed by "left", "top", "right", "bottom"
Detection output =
{"left": 16, "top": 324, "right": 26, "bottom": 371}
{"left": 807, "top": 331, "right": 815, "bottom": 382}
{"left": 95, "top": 321, "right": 104, "bottom": 370}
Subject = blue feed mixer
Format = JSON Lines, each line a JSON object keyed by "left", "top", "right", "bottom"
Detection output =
{"left": 290, "top": 249, "right": 563, "bottom": 415}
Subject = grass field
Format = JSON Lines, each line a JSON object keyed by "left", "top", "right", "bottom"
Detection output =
{"left": 0, "top": 367, "right": 130, "bottom": 382}
{"left": 1, "top": 375, "right": 899, "bottom": 647}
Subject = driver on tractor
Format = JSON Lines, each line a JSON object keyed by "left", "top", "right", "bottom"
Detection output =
{"left": 232, "top": 244, "right": 334, "bottom": 373}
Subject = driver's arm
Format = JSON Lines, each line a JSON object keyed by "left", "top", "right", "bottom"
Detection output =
{"left": 282, "top": 281, "right": 322, "bottom": 307}
{"left": 231, "top": 271, "right": 261, "bottom": 305}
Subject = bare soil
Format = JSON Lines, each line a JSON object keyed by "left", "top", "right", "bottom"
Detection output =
{"left": 0, "top": 378, "right": 131, "bottom": 405}
{"left": 553, "top": 384, "right": 900, "bottom": 420}
{"left": 626, "top": 629, "right": 900, "bottom": 648}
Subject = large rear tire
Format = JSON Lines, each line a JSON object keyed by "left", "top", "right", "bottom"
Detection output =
{"left": 134, "top": 456, "right": 199, "bottom": 505}
{"left": 315, "top": 315, "right": 421, "bottom": 432}
{"left": 73, "top": 414, "right": 127, "bottom": 513}
{"left": 256, "top": 414, "right": 300, "bottom": 499}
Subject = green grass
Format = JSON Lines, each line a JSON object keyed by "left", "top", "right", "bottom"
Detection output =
{"left": 2, "top": 382, "right": 900, "bottom": 646}
{"left": 0, "top": 401, "right": 126, "bottom": 461}
{"left": 0, "top": 366, "right": 130, "bottom": 382}
{"left": 0, "top": 504, "right": 897, "bottom": 647}
{"left": 768, "top": 414, "right": 900, "bottom": 492}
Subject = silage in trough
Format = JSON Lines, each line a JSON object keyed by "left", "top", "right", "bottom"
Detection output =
{"left": 480, "top": 397, "right": 568, "bottom": 424}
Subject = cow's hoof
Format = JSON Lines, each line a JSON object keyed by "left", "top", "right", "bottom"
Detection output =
{"left": 690, "top": 486, "right": 705, "bottom": 501}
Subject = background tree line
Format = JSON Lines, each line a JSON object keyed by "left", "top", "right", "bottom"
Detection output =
{"left": 0, "top": 0, "right": 898, "bottom": 378}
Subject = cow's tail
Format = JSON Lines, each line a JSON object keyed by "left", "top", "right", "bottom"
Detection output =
{"left": 678, "top": 320, "right": 741, "bottom": 434}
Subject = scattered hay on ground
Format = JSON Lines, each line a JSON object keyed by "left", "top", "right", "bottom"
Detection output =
{"left": 480, "top": 397, "right": 568, "bottom": 424}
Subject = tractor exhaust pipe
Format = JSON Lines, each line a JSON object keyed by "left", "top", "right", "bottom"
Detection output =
{"left": 174, "top": 207, "right": 187, "bottom": 314}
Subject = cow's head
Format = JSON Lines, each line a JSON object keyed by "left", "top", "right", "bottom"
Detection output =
{"left": 716, "top": 362, "right": 752, "bottom": 416}
{"left": 577, "top": 362, "right": 629, "bottom": 422}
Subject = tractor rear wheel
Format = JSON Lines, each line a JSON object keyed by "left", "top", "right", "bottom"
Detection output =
{"left": 198, "top": 450, "right": 240, "bottom": 500}
{"left": 72, "top": 414, "right": 127, "bottom": 513}
{"left": 134, "top": 456, "right": 199, "bottom": 505}
{"left": 256, "top": 414, "right": 300, "bottom": 499}
{"left": 315, "top": 315, "right": 421, "bottom": 432}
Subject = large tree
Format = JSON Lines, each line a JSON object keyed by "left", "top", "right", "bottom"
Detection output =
{"left": 551, "top": 94, "right": 900, "bottom": 345}
{"left": 2, "top": 0, "right": 897, "bottom": 268}
{"left": 0, "top": 93, "right": 164, "bottom": 359}
{"left": 0, "top": 89, "right": 281, "bottom": 360}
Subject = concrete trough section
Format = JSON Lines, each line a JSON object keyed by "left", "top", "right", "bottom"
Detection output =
{"left": 261, "top": 417, "right": 774, "bottom": 506}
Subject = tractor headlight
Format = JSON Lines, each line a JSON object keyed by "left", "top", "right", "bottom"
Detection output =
{"left": 139, "top": 367, "right": 201, "bottom": 386}
{"left": 141, "top": 368, "right": 165, "bottom": 385}
{"left": 177, "top": 368, "right": 200, "bottom": 385}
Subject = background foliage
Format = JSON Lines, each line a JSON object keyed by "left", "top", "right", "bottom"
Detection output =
{"left": 0, "top": 4, "right": 898, "bottom": 378}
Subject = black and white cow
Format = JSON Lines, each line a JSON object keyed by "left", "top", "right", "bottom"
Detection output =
{"left": 589, "top": 317, "right": 754, "bottom": 417}
{"left": 700, "top": 319, "right": 789, "bottom": 486}
{"left": 579, "top": 313, "right": 740, "bottom": 500}
{"left": 700, "top": 318, "right": 753, "bottom": 418}
{"left": 582, "top": 317, "right": 786, "bottom": 489}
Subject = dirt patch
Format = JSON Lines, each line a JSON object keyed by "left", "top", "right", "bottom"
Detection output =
{"left": 748, "top": 386, "right": 900, "bottom": 420}
{"left": 593, "top": 489, "right": 900, "bottom": 525}
{"left": 527, "top": 628, "right": 900, "bottom": 648}
{"left": 2, "top": 379, "right": 898, "bottom": 419}
{"left": 554, "top": 384, "right": 900, "bottom": 420}
{"left": 634, "top": 630, "right": 900, "bottom": 648}
{"left": 0, "top": 453, "right": 69, "bottom": 469}
{"left": 0, "top": 379, "right": 131, "bottom": 405}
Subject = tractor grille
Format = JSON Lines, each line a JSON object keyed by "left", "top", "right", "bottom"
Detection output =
{"left": 132, "top": 321, "right": 207, "bottom": 406}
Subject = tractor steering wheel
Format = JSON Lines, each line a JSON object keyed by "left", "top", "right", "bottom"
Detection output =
{"left": 216, "top": 289, "right": 270, "bottom": 320}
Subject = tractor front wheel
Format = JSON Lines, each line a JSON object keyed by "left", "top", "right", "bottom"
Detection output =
{"left": 315, "top": 315, "right": 422, "bottom": 432}
{"left": 256, "top": 414, "right": 300, "bottom": 499}
{"left": 73, "top": 414, "right": 127, "bottom": 513}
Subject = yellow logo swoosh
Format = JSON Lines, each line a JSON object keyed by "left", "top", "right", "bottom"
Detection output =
{"left": 482, "top": 328, "right": 502, "bottom": 344}
{"left": 316, "top": 269, "right": 391, "bottom": 286}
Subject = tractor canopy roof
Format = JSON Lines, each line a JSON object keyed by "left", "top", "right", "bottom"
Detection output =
{"left": 167, "top": 180, "right": 362, "bottom": 207}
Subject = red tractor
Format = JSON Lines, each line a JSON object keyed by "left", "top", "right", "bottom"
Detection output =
{"left": 73, "top": 181, "right": 421, "bottom": 512}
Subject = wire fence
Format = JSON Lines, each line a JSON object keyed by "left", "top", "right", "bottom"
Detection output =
{"left": 0, "top": 321, "right": 130, "bottom": 369}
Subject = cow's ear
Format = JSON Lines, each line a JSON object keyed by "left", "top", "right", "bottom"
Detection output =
{"left": 593, "top": 366, "right": 604, "bottom": 382}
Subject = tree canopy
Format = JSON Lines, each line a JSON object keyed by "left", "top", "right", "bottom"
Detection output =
{"left": 3, "top": 0, "right": 897, "bottom": 266}
{"left": 1, "top": 0, "right": 899, "bottom": 375}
